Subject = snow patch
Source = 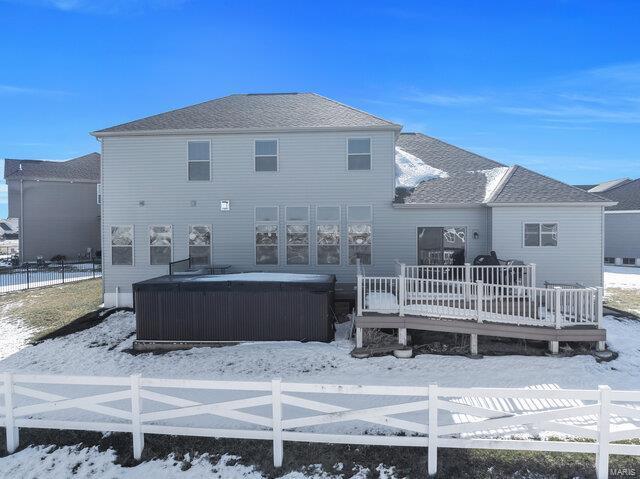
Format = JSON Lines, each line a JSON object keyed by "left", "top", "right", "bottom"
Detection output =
{"left": 478, "top": 166, "right": 510, "bottom": 202}
{"left": 395, "top": 147, "right": 448, "bottom": 188}
{"left": 605, "top": 266, "right": 640, "bottom": 289}
{"left": 365, "top": 292, "right": 398, "bottom": 311}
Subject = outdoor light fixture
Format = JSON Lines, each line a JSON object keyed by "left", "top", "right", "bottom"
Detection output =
{"left": 473, "top": 231, "right": 479, "bottom": 240}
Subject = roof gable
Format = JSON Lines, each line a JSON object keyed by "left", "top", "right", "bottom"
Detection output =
{"left": 598, "top": 178, "right": 640, "bottom": 211}
{"left": 93, "top": 93, "right": 400, "bottom": 135}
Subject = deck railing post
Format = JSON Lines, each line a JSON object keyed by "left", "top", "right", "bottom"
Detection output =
{"left": 26, "top": 263, "right": 30, "bottom": 290}
{"left": 61, "top": 259, "right": 65, "bottom": 284}
{"left": 272, "top": 378, "right": 284, "bottom": 468}
{"left": 530, "top": 263, "right": 537, "bottom": 288}
{"left": 356, "top": 275, "right": 363, "bottom": 316}
{"left": 596, "top": 385, "right": 611, "bottom": 479}
{"left": 464, "top": 262, "right": 471, "bottom": 283}
{"left": 428, "top": 383, "right": 438, "bottom": 477}
{"left": 475, "top": 281, "right": 484, "bottom": 323}
{"left": 399, "top": 264, "right": 406, "bottom": 317}
{"left": 596, "top": 287, "right": 604, "bottom": 329}
{"left": 130, "top": 374, "right": 144, "bottom": 460}
{"left": 554, "top": 287, "right": 562, "bottom": 329}
{"left": 3, "top": 373, "right": 19, "bottom": 453}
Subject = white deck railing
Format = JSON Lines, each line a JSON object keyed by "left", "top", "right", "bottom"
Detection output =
{"left": 357, "top": 264, "right": 602, "bottom": 329}
{"left": 0, "top": 372, "right": 635, "bottom": 478}
{"left": 404, "top": 262, "right": 536, "bottom": 288}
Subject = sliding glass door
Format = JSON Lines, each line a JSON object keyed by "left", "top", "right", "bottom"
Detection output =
{"left": 417, "top": 227, "right": 466, "bottom": 265}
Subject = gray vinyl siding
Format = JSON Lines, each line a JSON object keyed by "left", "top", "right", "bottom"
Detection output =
{"left": 490, "top": 205, "right": 604, "bottom": 287}
{"left": 6, "top": 180, "right": 21, "bottom": 219}
{"left": 19, "top": 180, "right": 100, "bottom": 261}
{"left": 604, "top": 212, "right": 640, "bottom": 260}
{"left": 101, "top": 131, "right": 490, "bottom": 305}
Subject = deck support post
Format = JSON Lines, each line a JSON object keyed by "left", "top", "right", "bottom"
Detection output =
{"left": 399, "top": 264, "right": 406, "bottom": 317}
{"left": 356, "top": 328, "right": 363, "bottom": 348}
{"left": 597, "top": 341, "right": 606, "bottom": 352}
{"left": 398, "top": 328, "right": 407, "bottom": 346}
{"left": 469, "top": 334, "right": 478, "bottom": 356}
{"left": 549, "top": 341, "right": 559, "bottom": 355}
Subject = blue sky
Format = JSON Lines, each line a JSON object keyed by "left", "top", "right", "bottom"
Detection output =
{"left": 1, "top": 0, "right": 639, "bottom": 218}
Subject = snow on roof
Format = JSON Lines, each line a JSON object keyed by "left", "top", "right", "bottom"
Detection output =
{"left": 478, "top": 166, "right": 510, "bottom": 202}
{"left": 395, "top": 147, "right": 448, "bottom": 188}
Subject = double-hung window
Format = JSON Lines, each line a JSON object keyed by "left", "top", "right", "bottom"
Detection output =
{"left": 111, "top": 226, "right": 133, "bottom": 266}
{"left": 348, "top": 206, "right": 372, "bottom": 265}
{"left": 189, "top": 225, "right": 211, "bottom": 266}
{"left": 188, "top": 141, "right": 211, "bottom": 181}
{"left": 524, "top": 223, "right": 558, "bottom": 247}
{"left": 149, "top": 225, "right": 172, "bottom": 265}
{"left": 255, "top": 206, "right": 279, "bottom": 264}
{"left": 347, "top": 138, "right": 371, "bottom": 170}
{"left": 286, "top": 207, "right": 309, "bottom": 265}
{"left": 316, "top": 206, "right": 341, "bottom": 265}
{"left": 255, "top": 140, "right": 278, "bottom": 172}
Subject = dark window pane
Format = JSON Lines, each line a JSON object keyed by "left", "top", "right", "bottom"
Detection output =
{"left": 150, "top": 246, "right": 171, "bottom": 265}
{"left": 348, "top": 138, "right": 370, "bottom": 154}
{"left": 188, "top": 141, "right": 210, "bottom": 161}
{"left": 255, "top": 207, "right": 278, "bottom": 222}
{"left": 349, "top": 245, "right": 371, "bottom": 265}
{"left": 112, "top": 247, "right": 132, "bottom": 265}
{"left": 255, "top": 140, "right": 277, "bottom": 156}
{"left": 256, "top": 245, "right": 278, "bottom": 264}
{"left": 189, "top": 245, "right": 210, "bottom": 265}
{"left": 348, "top": 154, "right": 371, "bottom": 170}
{"left": 255, "top": 156, "right": 278, "bottom": 171}
{"left": 189, "top": 161, "right": 210, "bottom": 181}
{"left": 318, "top": 245, "right": 340, "bottom": 265}
{"left": 287, "top": 245, "right": 309, "bottom": 265}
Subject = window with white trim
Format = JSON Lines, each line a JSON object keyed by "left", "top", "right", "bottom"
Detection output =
{"left": 347, "top": 138, "right": 371, "bottom": 170}
{"left": 149, "top": 225, "right": 172, "bottom": 265}
{"left": 189, "top": 225, "right": 211, "bottom": 266}
{"left": 188, "top": 141, "right": 210, "bottom": 181}
{"left": 524, "top": 223, "right": 557, "bottom": 247}
{"left": 348, "top": 205, "right": 372, "bottom": 264}
{"left": 286, "top": 206, "right": 309, "bottom": 265}
{"left": 111, "top": 225, "right": 133, "bottom": 265}
{"left": 255, "top": 140, "right": 278, "bottom": 172}
{"left": 316, "top": 206, "right": 340, "bottom": 265}
{"left": 255, "top": 206, "right": 278, "bottom": 264}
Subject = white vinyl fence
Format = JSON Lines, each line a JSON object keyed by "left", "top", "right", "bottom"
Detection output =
{"left": 1, "top": 372, "right": 639, "bottom": 478}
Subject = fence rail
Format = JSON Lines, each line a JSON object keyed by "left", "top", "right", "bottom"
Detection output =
{"left": 358, "top": 263, "right": 602, "bottom": 329}
{"left": 0, "top": 372, "right": 636, "bottom": 478}
{"left": 0, "top": 260, "right": 101, "bottom": 294}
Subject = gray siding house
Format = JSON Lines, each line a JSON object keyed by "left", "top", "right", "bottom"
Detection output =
{"left": 92, "top": 93, "right": 612, "bottom": 307}
{"left": 578, "top": 178, "right": 640, "bottom": 266}
{"left": 3, "top": 153, "right": 101, "bottom": 262}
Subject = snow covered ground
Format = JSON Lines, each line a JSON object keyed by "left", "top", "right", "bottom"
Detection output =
{"left": 605, "top": 265, "right": 640, "bottom": 289}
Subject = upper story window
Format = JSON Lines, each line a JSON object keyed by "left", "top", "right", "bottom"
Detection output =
{"left": 188, "top": 141, "right": 211, "bottom": 181}
{"left": 524, "top": 223, "right": 558, "bottom": 247}
{"left": 348, "top": 205, "right": 372, "bottom": 264}
{"left": 347, "top": 138, "right": 371, "bottom": 170}
{"left": 150, "top": 225, "right": 173, "bottom": 265}
{"left": 111, "top": 226, "right": 133, "bottom": 266}
{"left": 255, "top": 140, "right": 278, "bottom": 172}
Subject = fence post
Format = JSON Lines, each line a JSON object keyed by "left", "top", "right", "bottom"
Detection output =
{"left": 554, "top": 287, "right": 562, "bottom": 329}
{"left": 271, "top": 378, "right": 283, "bottom": 468}
{"left": 92, "top": 260, "right": 96, "bottom": 279}
{"left": 475, "top": 281, "right": 484, "bottom": 323}
{"left": 399, "top": 264, "right": 406, "bottom": 317}
{"left": 3, "top": 373, "right": 19, "bottom": 453}
{"left": 428, "top": 383, "right": 438, "bottom": 477}
{"left": 26, "top": 263, "right": 30, "bottom": 290}
{"left": 356, "top": 275, "right": 363, "bottom": 317}
{"left": 61, "top": 259, "right": 65, "bottom": 284}
{"left": 596, "top": 385, "right": 611, "bottom": 479}
{"left": 130, "top": 374, "right": 144, "bottom": 460}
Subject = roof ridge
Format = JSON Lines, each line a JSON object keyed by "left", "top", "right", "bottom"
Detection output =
{"left": 309, "top": 93, "right": 401, "bottom": 128}
{"left": 407, "top": 132, "right": 507, "bottom": 168}
{"left": 485, "top": 165, "right": 517, "bottom": 203}
{"left": 599, "top": 177, "right": 638, "bottom": 193}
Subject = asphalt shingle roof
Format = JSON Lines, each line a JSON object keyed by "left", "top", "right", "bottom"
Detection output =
{"left": 490, "top": 166, "right": 607, "bottom": 204}
{"left": 93, "top": 93, "right": 400, "bottom": 134}
{"left": 3, "top": 153, "right": 100, "bottom": 182}
{"left": 597, "top": 179, "right": 640, "bottom": 211}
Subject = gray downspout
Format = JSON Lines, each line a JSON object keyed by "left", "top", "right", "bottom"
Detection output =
{"left": 19, "top": 179, "right": 24, "bottom": 263}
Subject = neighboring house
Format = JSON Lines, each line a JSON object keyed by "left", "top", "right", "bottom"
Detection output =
{"left": 3, "top": 153, "right": 101, "bottom": 262}
{"left": 91, "top": 93, "right": 612, "bottom": 307}
{"left": 577, "top": 178, "right": 640, "bottom": 266}
{"left": 0, "top": 218, "right": 19, "bottom": 256}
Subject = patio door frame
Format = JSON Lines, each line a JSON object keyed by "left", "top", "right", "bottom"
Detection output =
{"left": 415, "top": 225, "right": 468, "bottom": 265}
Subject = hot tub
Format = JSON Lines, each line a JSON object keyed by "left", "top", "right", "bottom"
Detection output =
{"left": 132, "top": 272, "right": 336, "bottom": 344}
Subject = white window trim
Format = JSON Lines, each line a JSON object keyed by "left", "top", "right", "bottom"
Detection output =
{"left": 149, "top": 224, "right": 173, "bottom": 265}
{"left": 316, "top": 205, "right": 342, "bottom": 267}
{"left": 188, "top": 224, "right": 212, "bottom": 265}
{"left": 346, "top": 137, "right": 372, "bottom": 171}
{"left": 254, "top": 138, "right": 279, "bottom": 173}
{"left": 110, "top": 225, "right": 134, "bottom": 267}
{"left": 522, "top": 222, "right": 559, "bottom": 248}
{"left": 187, "top": 139, "right": 212, "bottom": 182}
{"left": 347, "top": 205, "right": 373, "bottom": 265}
{"left": 254, "top": 206, "right": 280, "bottom": 266}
